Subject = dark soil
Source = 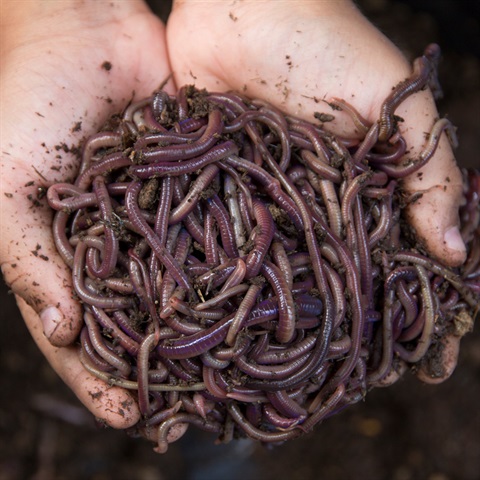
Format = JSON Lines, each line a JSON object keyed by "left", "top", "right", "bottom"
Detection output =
{"left": 1, "top": 1, "right": 479, "bottom": 479}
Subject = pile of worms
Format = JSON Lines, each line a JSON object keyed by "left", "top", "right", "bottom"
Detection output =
{"left": 47, "top": 44, "right": 479, "bottom": 453}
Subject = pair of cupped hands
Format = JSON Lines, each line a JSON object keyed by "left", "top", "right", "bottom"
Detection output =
{"left": 0, "top": 0, "right": 467, "bottom": 428}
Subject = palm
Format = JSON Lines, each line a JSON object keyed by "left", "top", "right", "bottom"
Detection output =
{"left": 4, "top": 7, "right": 172, "bottom": 181}
{"left": 0, "top": 2, "right": 171, "bottom": 428}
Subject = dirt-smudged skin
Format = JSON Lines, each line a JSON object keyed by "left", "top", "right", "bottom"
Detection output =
{"left": 46, "top": 48, "right": 479, "bottom": 453}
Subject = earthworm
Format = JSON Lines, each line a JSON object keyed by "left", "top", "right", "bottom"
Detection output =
{"left": 225, "top": 283, "right": 262, "bottom": 346}
{"left": 79, "top": 131, "right": 123, "bottom": 175}
{"left": 245, "top": 199, "right": 275, "bottom": 278}
{"left": 207, "top": 194, "right": 239, "bottom": 259}
{"left": 47, "top": 183, "right": 97, "bottom": 212}
{"left": 80, "top": 327, "right": 114, "bottom": 372}
{"left": 224, "top": 154, "right": 304, "bottom": 229}
{"left": 155, "top": 314, "right": 236, "bottom": 360}
{"left": 289, "top": 119, "right": 332, "bottom": 163}
{"left": 254, "top": 335, "right": 317, "bottom": 365}
{"left": 271, "top": 241, "right": 293, "bottom": 289}
{"left": 125, "top": 181, "right": 190, "bottom": 291}
{"left": 90, "top": 305, "right": 140, "bottom": 356}
{"left": 52, "top": 211, "right": 74, "bottom": 267}
{"left": 301, "top": 149, "right": 343, "bottom": 184}
{"left": 303, "top": 384, "right": 346, "bottom": 431}
{"left": 72, "top": 242, "right": 135, "bottom": 309}
{"left": 89, "top": 176, "right": 118, "bottom": 279}
{"left": 83, "top": 311, "right": 132, "bottom": 377}
{"left": 328, "top": 97, "right": 371, "bottom": 136}
{"left": 220, "top": 258, "right": 247, "bottom": 292}
{"left": 167, "top": 295, "right": 226, "bottom": 321}
{"left": 267, "top": 391, "right": 308, "bottom": 419}
{"left": 261, "top": 261, "right": 296, "bottom": 344}
{"left": 318, "top": 177, "right": 343, "bottom": 238}
{"left": 75, "top": 152, "right": 131, "bottom": 190}
{"left": 202, "top": 366, "right": 228, "bottom": 399}
{"left": 138, "top": 109, "right": 222, "bottom": 162}
{"left": 394, "top": 266, "right": 435, "bottom": 362}
{"left": 377, "top": 44, "right": 439, "bottom": 142}
{"left": 367, "top": 133, "right": 407, "bottom": 165}
{"left": 378, "top": 118, "right": 457, "bottom": 178}
{"left": 137, "top": 333, "right": 158, "bottom": 416}
{"left": 224, "top": 174, "right": 247, "bottom": 249}
{"left": 129, "top": 141, "right": 238, "bottom": 178}
{"left": 227, "top": 403, "right": 301, "bottom": 443}
{"left": 169, "top": 164, "right": 220, "bottom": 224}
{"left": 263, "top": 403, "right": 304, "bottom": 429}
{"left": 195, "top": 284, "right": 249, "bottom": 311}
{"left": 155, "top": 413, "right": 222, "bottom": 454}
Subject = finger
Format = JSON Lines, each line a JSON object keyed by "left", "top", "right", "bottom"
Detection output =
{"left": 394, "top": 90, "right": 466, "bottom": 266}
{"left": 1, "top": 8, "right": 174, "bottom": 346}
{"left": 17, "top": 296, "right": 141, "bottom": 429}
{"left": 167, "top": 0, "right": 408, "bottom": 135}
{"left": 416, "top": 303, "right": 474, "bottom": 384}
{"left": 416, "top": 333, "right": 461, "bottom": 385}
{"left": 0, "top": 168, "right": 83, "bottom": 347}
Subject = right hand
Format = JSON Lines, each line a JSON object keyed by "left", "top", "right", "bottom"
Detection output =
{"left": 167, "top": 0, "right": 467, "bottom": 267}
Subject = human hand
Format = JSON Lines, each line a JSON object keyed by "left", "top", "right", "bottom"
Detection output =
{"left": 167, "top": 0, "right": 467, "bottom": 267}
{"left": 0, "top": 0, "right": 173, "bottom": 428}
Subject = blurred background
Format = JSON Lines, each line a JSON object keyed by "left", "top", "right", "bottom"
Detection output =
{"left": 1, "top": 1, "right": 479, "bottom": 479}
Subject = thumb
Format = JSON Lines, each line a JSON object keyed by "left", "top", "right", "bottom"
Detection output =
{"left": 394, "top": 89, "right": 467, "bottom": 267}
{"left": 0, "top": 169, "right": 82, "bottom": 347}
{"left": 16, "top": 296, "right": 141, "bottom": 429}
{"left": 405, "top": 181, "right": 466, "bottom": 268}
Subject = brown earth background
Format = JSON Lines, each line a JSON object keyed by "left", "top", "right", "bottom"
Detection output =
{"left": 1, "top": 1, "right": 479, "bottom": 479}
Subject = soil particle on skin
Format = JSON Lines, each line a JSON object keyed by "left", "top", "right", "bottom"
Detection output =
{"left": 71, "top": 121, "right": 82, "bottom": 133}
{"left": 89, "top": 390, "right": 103, "bottom": 401}
{"left": 314, "top": 112, "right": 336, "bottom": 123}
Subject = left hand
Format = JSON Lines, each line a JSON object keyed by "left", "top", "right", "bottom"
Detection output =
{"left": 0, "top": 0, "right": 174, "bottom": 428}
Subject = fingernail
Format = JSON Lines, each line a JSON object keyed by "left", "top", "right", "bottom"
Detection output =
{"left": 40, "top": 305, "right": 63, "bottom": 339}
{"left": 444, "top": 226, "right": 466, "bottom": 255}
